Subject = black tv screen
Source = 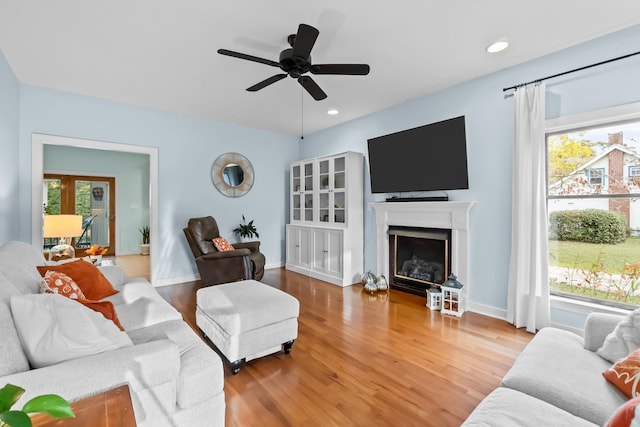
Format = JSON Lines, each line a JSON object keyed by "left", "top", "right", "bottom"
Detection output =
{"left": 367, "top": 116, "right": 469, "bottom": 194}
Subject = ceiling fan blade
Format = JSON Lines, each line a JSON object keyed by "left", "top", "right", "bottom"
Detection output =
{"left": 247, "top": 74, "right": 287, "bottom": 92}
{"left": 310, "top": 64, "right": 370, "bottom": 75}
{"left": 217, "top": 49, "right": 281, "bottom": 68}
{"left": 291, "top": 24, "right": 319, "bottom": 59}
{"left": 298, "top": 76, "right": 327, "bottom": 101}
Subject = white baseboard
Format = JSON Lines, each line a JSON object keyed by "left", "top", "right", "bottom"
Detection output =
{"left": 265, "top": 262, "right": 284, "bottom": 270}
{"left": 115, "top": 251, "right": 142, "bottom": 256}
{"left": 154, "top": 273, "right": 199, "bottom": 287}
{"left": 467, "top": 301, "right": 508, "bottom": 321}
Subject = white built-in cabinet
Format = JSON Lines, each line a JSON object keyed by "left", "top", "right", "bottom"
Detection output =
{"left": 286, "top": 151, "right": 363, "bottom": 286}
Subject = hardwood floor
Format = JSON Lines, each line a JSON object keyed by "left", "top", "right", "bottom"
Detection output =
{"left": 114, "top": 254, "right": 150, "bottom": 281}
{"left": 157, "top": 269, "right": 532, "bottom": 426}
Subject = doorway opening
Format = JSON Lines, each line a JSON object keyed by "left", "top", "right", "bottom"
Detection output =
{"left": 32, "top": 133, "right": 158, "bottom": 284}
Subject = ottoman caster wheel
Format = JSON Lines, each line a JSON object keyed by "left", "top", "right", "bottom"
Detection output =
{"left": 230, "top": 359, "right": 244, "bottom": 375}
{"left": 283, "top": 340, "right": 295, "bottom": 355}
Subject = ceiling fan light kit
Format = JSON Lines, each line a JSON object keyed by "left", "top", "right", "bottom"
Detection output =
{"left": 218, "top": 24, "right": 370, "bottom": 101}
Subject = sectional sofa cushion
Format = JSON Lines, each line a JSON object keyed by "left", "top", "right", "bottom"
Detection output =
{"left": 501, "top": 327, "right": 625, "bottom": 426}
{"left": 128, "top": 320, "right": 224, "bottom": 409}
{"left": 462, "top": 387, "right": 598, "bottom": 427}
{"left": 0, "top": 273, "right": 30, "bottom": 376}
{"left": 598, "top": 308, "right": 640, "bottom": 363}
{"left": 37, "top": 259, "right": 118, "bottom": 300}
{"left": 10, "top": 293, "right": 132, "bottom": 368}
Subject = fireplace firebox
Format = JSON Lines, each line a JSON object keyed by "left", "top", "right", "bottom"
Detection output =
{"left": 388, "top": 226, "right": 451, "bottom": 295}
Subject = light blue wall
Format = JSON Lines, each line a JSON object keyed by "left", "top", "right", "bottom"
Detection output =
{"left": 0, "top": 50, "right": 20, "bottom": 242}
{"left": 43, "top": 145, "right": 150, "bottom": 254}
{"left": 17, "top": 86, "right": 299, "bottom": 282}
{"left": 301, "top": 25, "right": 640, "bottom": 323}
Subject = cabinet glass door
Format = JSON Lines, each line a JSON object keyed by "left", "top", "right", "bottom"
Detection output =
{"left": 332, "top": 156, "right": 346, "bottom": 224}
{"left": 319, "top": 193, "right": 330, "bottom": 223}
{"left": 292, "top": 194, "right": 301, "bottom": 221}
{"left": 291, "top": 164, "right": 302, "bottom": 222}
{"left": 292, "top": 164, "right": 301, "bottom": 192}
{"left": 333, "top": 156, "right": 346, "bottom": 190}
{"left": 303, "top": 161, "right": 314, "bottom": 192}
{"left": 304, "top": 193, "right": 314, "bottom": 222}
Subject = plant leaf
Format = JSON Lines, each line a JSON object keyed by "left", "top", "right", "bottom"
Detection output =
{"left": 0, "top": 410, "right": 31, "bottom": 427}
{"left": 22, "top": 395, "right": 74, "bottom": 419}
{"left": 0, "top": 384, "right": 24, "bottom": 413}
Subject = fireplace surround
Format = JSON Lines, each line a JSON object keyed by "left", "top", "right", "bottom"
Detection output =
{"left": 372, "top": 201, "right": 475, "bottom": 310}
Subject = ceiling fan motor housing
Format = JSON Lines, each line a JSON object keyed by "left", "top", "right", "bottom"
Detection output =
{"left": 279, "top": 48, "right": 311, "bottom": 78}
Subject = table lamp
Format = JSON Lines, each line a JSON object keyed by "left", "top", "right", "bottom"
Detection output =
{"left": 43, "top": 215, "right": 83, "bottom": 261}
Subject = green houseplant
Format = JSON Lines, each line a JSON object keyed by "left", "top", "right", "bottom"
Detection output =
{"left": 0, "top": 383, "right": 74, "bottom": 427}
{"left": 139, "top": 226, "right": 150, "bottom": 255}
{"left": 233, "top": 215, "right": 259, "bottom": 240}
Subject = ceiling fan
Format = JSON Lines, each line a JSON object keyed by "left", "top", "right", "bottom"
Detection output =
{"left": 218, "top": 24, "right": 370, "bottom": 101}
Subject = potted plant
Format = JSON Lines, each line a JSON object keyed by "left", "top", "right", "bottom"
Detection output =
{"left": 233, "top": 215, "right": 259, "bottom": 241}
{"left": 0, "top": 383, "right": 74, "bottom": 427}
{"left": 139, "top": 226, "right": 150, "bottom": 255}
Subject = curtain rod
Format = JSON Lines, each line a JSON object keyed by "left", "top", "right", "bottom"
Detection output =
{"left": 502, "top": 50, "right": 640, "bottom": 92}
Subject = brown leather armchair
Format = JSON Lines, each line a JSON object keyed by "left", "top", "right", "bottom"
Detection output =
{"left": 183, "top": 216, "right": 265, "bottom": 286}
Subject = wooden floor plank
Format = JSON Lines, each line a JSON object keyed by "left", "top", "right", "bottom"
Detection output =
{"left": 157, "top": 268, "right": 532, "bottom": 426}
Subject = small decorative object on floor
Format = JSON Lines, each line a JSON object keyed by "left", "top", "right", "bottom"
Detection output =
{"left": 361, "top": 271, "right": 377, "bottom": 293}
{"left": 426, "top": 287, "right": 442, "bottom": 311}
{"left": 441, "top": 274, "right": 464, "bottom": 317}
{"left": 375, "top": 274, "right": 388, "bottom": 291}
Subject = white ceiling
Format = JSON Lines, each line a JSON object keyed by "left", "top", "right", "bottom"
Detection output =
{"left": 1, "top": 1, "right": 640, "bottom": 136}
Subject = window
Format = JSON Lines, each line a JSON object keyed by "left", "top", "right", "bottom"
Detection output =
{"left": 586, "top": 168, "right": 604, "bottom": 186}
{"left": 547, "top": 117, "right": 640, "bottom": 308}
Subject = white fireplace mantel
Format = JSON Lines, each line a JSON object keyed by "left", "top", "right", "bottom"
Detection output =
{"left": 371, "top": 201, "right": 476, "bottom": 309}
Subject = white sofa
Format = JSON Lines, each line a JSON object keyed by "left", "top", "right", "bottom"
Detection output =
{"left": 463, "top": 313, "right": 628, "bottom": 426}
{"left": 0, "top": 241, "right": 225, "bottom": 427}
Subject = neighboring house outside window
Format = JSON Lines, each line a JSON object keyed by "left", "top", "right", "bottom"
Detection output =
{"left": 547, "top": 119, "right": 640, "bottom": 308}
{"left": 586, "top": 168, "right": 604, "bottom": 186}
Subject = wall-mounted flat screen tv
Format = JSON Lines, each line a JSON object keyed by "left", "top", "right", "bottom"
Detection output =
{"left": 367, "top": 116, "right": 469, "bottom": 194}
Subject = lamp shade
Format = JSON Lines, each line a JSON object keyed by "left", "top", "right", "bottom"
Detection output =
{"left": 43, "top": 215, "right": 83, "bottom": 238}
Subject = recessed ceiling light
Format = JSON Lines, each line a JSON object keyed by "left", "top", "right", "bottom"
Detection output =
{"left": 486, "top": 40, "right": 509, "bottom": 53}
{"left": 327, "top": 109, "right": 339, "bottom": 116}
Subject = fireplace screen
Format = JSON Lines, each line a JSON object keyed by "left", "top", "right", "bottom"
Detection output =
{"left": 389, "top": 226, "right": 451, "bottom": 294}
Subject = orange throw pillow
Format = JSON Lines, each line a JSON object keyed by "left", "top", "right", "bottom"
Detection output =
{"left": 79, "top": 300, "right": 124, "bottom": 331}
{"left": 603, "top": 348, "right": 640, "bottom": 398}
{"left": 37, "top": 259, "right": 118, "bottom": 300}
{"left": 606, "top": 395, "right": 640, "bottom": 427}
{"left": 212, "top": 237, "right": 235, "bottom": 252}
{"left": 40, "top": 270, "right": 86, "bottom": 300}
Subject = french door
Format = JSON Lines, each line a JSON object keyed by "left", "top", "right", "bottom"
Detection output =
{"left": 43, "top": 174, "right": 116, "bottom": 256}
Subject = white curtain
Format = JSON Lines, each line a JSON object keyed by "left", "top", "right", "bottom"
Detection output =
{"left": 507, "top": 82, "right": 550, "bottom": 333}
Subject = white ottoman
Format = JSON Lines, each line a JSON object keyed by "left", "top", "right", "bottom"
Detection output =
{"left": 196, "top": 280, "right": 299, "bottom": 374}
